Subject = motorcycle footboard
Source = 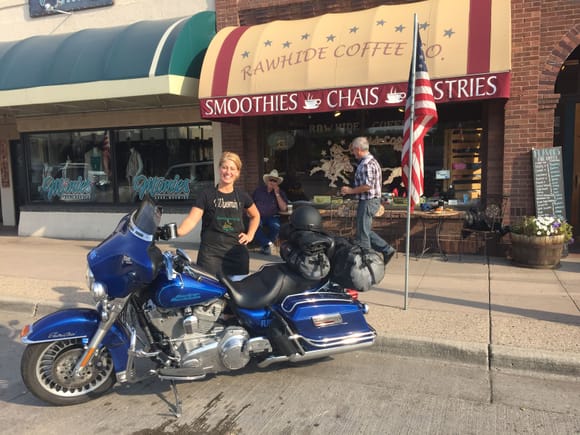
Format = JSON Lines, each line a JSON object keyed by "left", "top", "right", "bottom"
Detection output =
{"left": 278, "top": 292, "right": 376, "bottom": 351}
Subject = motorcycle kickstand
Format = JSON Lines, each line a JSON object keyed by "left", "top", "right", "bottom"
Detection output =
{"left": 170, "top": 380, "right": 182, "bottom": 418}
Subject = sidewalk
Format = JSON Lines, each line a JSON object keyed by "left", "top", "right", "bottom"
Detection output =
{"left": 0, "top": 234, "right": 579, "bottom": 376}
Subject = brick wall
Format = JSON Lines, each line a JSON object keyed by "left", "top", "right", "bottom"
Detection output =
{"left": 236, "top": 0, "right": 418, "bottom": 25}
{"left": 215, "top": 0, "right": 240, "bottom": 27}
{"left": 505, "top": 0, "right": 580, "bottom": 223}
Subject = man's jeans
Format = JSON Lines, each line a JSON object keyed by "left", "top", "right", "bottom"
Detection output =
{"left": 355, "top": 198, "right": 392, "bottom": 252}
{"left": 254, "top": 215, "right": 281, "bottom": 248}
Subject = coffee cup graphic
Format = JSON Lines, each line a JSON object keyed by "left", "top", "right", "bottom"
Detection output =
{"left": 303, "top": 96, "right": 322, "bottom": 110}
{"left": 385, "top": 90, "right": 406, "bottom": 104}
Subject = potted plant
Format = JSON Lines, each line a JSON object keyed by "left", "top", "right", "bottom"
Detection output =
{"left": 510, "top": 216, "right": 574, "bottom": 268}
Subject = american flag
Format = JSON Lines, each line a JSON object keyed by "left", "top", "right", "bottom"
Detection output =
{"left": 401, "top": 32, "right": 438, "bottom": 209}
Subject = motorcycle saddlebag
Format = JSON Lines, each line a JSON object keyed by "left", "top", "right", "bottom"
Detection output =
{"left": 279, "top": 292, "right": 374, "bottom": 350}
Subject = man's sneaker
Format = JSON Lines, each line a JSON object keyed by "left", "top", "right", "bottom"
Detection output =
{"left": 261, "top": 243, "right": 272, "bottom": 256}
{"left": 382, "top": 246, "right": 396, "bottom": 265}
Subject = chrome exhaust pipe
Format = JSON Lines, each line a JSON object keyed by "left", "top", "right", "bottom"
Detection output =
{"left": 257, "top": 340, "right": 375, "bottom": 368}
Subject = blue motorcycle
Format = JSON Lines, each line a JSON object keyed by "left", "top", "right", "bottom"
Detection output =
{"left": 20, "top": 197, "right": 375, "bottom": 415}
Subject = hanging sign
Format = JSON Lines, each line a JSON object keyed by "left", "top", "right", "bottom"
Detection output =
{"left": 29, "top": 0, "right": 114, "bottom": 18}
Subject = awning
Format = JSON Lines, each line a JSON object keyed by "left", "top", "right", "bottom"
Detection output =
{"left": 0, "top": 11, "right": 215, "bottom": 113}
{"left": 199, "top": 0, "right": 511, "bottom": 119}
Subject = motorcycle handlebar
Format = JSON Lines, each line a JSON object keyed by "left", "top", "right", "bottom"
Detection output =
{"left": 155, "top": 223, "right": 177, "bottom": 241}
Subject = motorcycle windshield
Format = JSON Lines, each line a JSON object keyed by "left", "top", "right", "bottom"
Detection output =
{"left": 132, "top": 196, "right": 162, "bottom": 236}
{"left": 88, "top": 196, "right": 163, "bottom": 299}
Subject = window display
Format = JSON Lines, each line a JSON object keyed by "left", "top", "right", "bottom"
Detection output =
{"left": 30, "top": 131, "right": 112, "bottom": 203}
{"left": 262, "top": 108, "right": 481, "bottom": 204}
{"left": 24, "top": 125, "right": 213, "bottom": 204}
{"left": 444, "top": 127, "right": 482, "bottom": 202}
{"left": 263, "top": 112, "right": 414, "bottom": 200}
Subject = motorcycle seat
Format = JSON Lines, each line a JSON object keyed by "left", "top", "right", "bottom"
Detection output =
{"left": 220, "top": 263, "right": 320, "bottom": 309}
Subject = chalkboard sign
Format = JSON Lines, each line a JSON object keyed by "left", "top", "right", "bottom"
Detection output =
{"left": 531, "top": 147, "right": 566, "bottom": 218}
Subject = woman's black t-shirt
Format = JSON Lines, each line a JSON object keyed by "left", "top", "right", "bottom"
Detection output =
{"left": 194, "top": 187, "right": 254, "bottom": 276}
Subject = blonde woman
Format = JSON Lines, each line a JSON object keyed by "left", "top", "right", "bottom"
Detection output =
{"left": 177, "top": 152, "right": 260, "bottom": 276}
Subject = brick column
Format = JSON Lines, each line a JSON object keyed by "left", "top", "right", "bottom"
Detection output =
{"left": 504, "top": 0, "right": 579, "bottom": 225}
{"left": 504, "top": 0, "right": 543, "bottom": 224}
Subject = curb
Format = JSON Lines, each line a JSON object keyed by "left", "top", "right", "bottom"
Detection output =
{"left": 490, "top": 344, "right": 580, "bottom": 377}
{"left": 371, "top": 334, "right": 580, "bottom": 377}
{"left": 373, "top": 334, "right": 489, "bottom": 367}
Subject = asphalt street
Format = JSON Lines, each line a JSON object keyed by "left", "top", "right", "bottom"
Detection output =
{"left": 1, "top": 308, "right": 579, "bottom": 435}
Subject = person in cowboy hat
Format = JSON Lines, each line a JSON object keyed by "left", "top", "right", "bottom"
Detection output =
{"left": 252, "top": 169, "right": 288, "bottom": 255}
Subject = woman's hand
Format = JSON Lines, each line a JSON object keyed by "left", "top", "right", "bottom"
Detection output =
{"left": 243, "top": 203, "right": 260, "bottom": 244}
{"left": 238, "top": 232, "right": 253, "bottom": 245}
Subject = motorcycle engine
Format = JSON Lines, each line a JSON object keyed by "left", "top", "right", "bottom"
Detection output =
{"left": 146, "top": 299, "right": 225, "bottom": 353}
{"left": 145, "top": 300, "right": 264, "bottom": 374}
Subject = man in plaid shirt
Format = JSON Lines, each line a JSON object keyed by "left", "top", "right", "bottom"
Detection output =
{"left": 340, "top": 136, "right": 396, "bottom": 265}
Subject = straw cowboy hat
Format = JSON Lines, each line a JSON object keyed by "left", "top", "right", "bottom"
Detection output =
{"left": 263, "top": 169, "right": 284, "bottom": 184}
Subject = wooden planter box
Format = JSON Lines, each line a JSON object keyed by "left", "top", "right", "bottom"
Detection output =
{"left": 510, "top": 233, "right": 565, "bottom": 269}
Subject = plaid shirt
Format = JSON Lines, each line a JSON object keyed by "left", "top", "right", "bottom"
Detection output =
{"left": 354, "top": 153, "right": 382, "bottom": 200}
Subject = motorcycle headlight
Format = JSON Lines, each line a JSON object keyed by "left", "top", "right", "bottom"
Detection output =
{"left": 85, "top": 266, "right": 95, "bottom": 289}
{"left": 86, "top": 266, "right": 107, "bottom": 302}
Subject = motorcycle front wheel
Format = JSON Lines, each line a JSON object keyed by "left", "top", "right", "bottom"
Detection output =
{"left": 21, "top": 338, "right": 116, "bottom": 405}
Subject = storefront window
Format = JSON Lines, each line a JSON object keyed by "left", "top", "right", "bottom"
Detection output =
{"left": 29, "top": 130, "right": 112, "bottom": 203}
{"left": 262, "top": 105, "right": 482, "bottom": 204}
{"left": 24, "top": 124, "right": 213, "bottom": 205}
{"left": 263, "top": 110, "right": 409, "bottom": 201}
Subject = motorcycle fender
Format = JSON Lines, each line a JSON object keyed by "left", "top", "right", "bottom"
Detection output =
{"left": 21, "top": 308, "right": 130, "bottom": 372}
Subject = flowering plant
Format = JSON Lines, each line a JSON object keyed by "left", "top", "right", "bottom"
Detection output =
{"left": 511, "top": 216, "right": 574, "bottom": 243}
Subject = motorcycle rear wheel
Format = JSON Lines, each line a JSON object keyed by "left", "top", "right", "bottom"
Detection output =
{"left": 21, "top": 339, "right": 116, "bottom": 405}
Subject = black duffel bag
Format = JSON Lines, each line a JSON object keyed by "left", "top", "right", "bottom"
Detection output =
{"left": 280, "top": 228, "right": 335, "bottom": 280}
{"left": 328, "top": 238, "right": 385, "bottom": 291}
{"left": 280, "top": 241, "right": 331, "bottom": 280}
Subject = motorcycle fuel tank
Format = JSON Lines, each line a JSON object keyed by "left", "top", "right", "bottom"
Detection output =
{"left": 153, "top": 270, "right": 226, "bottom": 308}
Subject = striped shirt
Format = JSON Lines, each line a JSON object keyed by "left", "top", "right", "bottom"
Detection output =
{"left": 354, "top": 153, "right": 382, "bottom": 200}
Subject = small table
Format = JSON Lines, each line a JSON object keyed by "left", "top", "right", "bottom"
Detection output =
{"left": 413, "top": 209, "right": 461, "bottom": 261}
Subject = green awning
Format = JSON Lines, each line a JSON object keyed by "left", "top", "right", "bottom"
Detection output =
{"left": 0, "top": 11, "right": 215, "bottom": 109}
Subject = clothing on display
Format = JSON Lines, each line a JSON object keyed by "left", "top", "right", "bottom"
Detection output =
{"left": 126, "top": 147, "right": 144, "bottom": 186}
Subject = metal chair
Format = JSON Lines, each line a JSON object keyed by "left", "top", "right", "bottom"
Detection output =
{"left": 460, "top": 195, "right": 509, "bottom": 260}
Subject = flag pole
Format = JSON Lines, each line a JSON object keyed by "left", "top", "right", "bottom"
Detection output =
{"left": 404, "top": 14, "right": 418, "bottom": 310}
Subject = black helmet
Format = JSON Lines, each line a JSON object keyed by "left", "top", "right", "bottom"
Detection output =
{"left": 289, "top": 205, "right": 322, "bottom": 231}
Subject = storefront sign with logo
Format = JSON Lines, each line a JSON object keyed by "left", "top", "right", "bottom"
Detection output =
{"left": 133, "top": 175, "right": 191, "bottom": 201}
{"left": 38, "top": 176, "right": 93, "bottom": 201}
{"left": 37, "top": 174, "right": 193, "bottom": 202}
{"left": 201, "top": 72, "right": 510, "bottom": 119}
{"left": 29, "top": 0, "right": 113, "bottom": 18}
